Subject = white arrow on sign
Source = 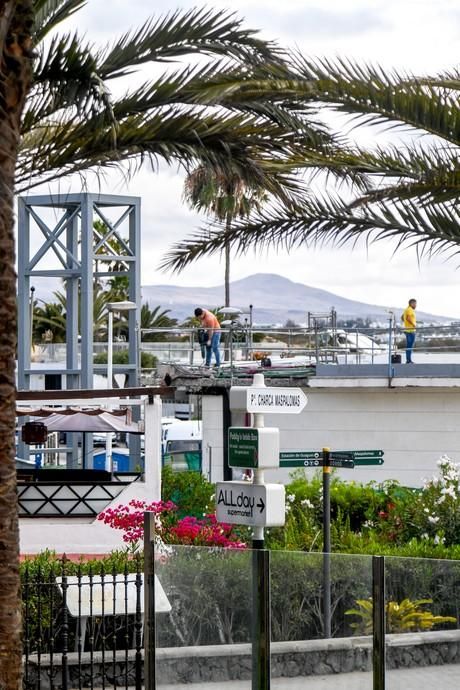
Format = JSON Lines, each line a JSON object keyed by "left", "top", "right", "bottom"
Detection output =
{"left": 216, "top": 481, "right": 285, "bottom": 527}
{"left": 246, "top": 387, "right": 308, "bottom": 414}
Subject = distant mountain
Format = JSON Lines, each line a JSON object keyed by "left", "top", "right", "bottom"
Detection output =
{"left": 141, "top": 273, "right": 452, "bottom": 325}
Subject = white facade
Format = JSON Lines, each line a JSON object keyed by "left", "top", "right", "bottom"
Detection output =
{"left": 201, "top": 395, "right": 225, "bottom": 484}
{"left": 223, "top": 377, "right": 460, "bottom": 488}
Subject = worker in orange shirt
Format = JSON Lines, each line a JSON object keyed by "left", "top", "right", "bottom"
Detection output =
{"left": 194, "top": 307, "right": 221, "bottom": 367}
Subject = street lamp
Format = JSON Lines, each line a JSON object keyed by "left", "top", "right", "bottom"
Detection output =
{"left": 105, "top": 300, "right": 137, "bottom": 473}
{"left": 29, "top": 285, "right": 35, "bottom": 354}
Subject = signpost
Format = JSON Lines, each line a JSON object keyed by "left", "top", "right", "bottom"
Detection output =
{"left": 246, "top": 386, "right": 308, "bottom": 414}
{"left": 225, "top": 373, "right": 299, "bottom": 690}
{"left": 278, "top": 446, "right": 384, "bottom": 640}
{"left": 223, "top": 376, "right": 387, "bottom": 689}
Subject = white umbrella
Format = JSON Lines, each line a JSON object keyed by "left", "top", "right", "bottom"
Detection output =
{"left": 41, "top": 411, "right": 141, "bottom": 434}
{"left": 17, "top": 408, "right": 142, "bottom": 471}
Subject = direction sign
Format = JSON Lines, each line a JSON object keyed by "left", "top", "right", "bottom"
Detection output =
{"left": 246, "top": 387, "right": 308, "bottom": 415}
{"left": 353, "top": 458, "right": 384, "bottom": 466}
{"left": 328, "top": 457, "right": 355, "bottom": 469}
{"left": 279, "top": 449, "right": 384, "bottom": 468}
{"left": 335, "top": 450, "right": 384, "bottom": 466}
{"left": 216, "top": 481, "right": 285, "bottom": 527}
{"left": 347, "top": 450, "right": 383, "bottom": 459}
{"left": 279, "top": 451, "right": 321, "bottom": 468}
{"left": 228, "top": 427, "right": 280, "bottom": 469}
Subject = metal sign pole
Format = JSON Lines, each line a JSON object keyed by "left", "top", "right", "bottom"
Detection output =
{"left": 144, "top": 512, "right": 156, "bottom": 690}
{"left": 322, "top": 447, "right": 332, "bottom": 638}
{"left": 251, "top": 375, "right": 270, "bottom": 690}
{"left": 226, "top": 373, "right": 288, "bottom": 690}
{"left": 373, "top": 556, "right": 386, "bottom": 690}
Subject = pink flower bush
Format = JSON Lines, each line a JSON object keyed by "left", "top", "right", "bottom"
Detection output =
{"left": 98, "top": 499, "right": 246, "bottom": 550}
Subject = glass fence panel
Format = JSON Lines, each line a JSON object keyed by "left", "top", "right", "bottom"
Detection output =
{"left": 270, "top": 551, "right": 374, "bottom": 689}
{"left": 154, "top": 544, "right": 252, "bottom": 689}
{"left": 151, "top": 545, "right": 460, "bottom": 690}
{"left": 385, "top": 556, "right": 460, "bottom": 690}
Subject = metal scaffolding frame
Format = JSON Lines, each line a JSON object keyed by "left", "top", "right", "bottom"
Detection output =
{"left": 17, "top": 193, "right": 141, "bottom": 466}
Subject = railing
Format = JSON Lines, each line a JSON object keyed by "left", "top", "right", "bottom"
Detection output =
{"left": 17, "top": 476, "right": 129, "bottom": 517}
{"left": 22, "top": 547, "right": 460, "bottom": 689}
{"left": 149, "top": 545, "right": 460, "bottom": 688}
{"left": 25, "top": 321, "right": 460, "bottom": 382}
{"left": 22, "top": 558, "right": 144, "bottom": 690}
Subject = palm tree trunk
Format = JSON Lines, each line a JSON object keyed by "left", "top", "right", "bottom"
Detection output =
{"left": 224, "top": 215, "right": 231, "bottom": 307}
{"left": 0, "top": 4, "right": 34, "bottom": 688}
{"left": 224, "top": 216, "right": 231, "bottom": 361}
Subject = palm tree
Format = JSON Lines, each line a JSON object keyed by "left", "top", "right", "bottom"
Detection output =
{"left": 141, "top": 304, "right": 178, "bottom": 342}
{"left": 32, "top": 299, "right": 67, "bottom": 343}
{"left": 4, "top": 6, "right": 326, "bottom": 683}
{"left": 0, "top": 3, "right": 34, "bottom": 687}
{"left": 160, "top": 60, "right": 460, "bottom": 267}
{"left": 183, "top": 166, "right": 266, "bottom": 306}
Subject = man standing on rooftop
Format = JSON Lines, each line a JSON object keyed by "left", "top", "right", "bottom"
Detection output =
{"left": 401, "top": 298, "right": 417, "bottom": 364}
{"left": 194, "top": 307, "right": 221, "bottom": 367}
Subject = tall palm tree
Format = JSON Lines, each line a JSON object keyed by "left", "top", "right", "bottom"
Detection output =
{"left": 183, "top": 166, "right": 266, "bottom": 306}
{"left": 0, "top": 3, "right": 34, "bottom": 688}
{"left": 3, "top": 5, "right": 329, "bottom": 684}
{"left": 161, "top": 60, "right": 460, "bottom": 269}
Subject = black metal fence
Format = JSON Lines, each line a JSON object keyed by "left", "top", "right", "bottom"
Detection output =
{"left": 21, "top": 559, "right": 144, "bottom": 690}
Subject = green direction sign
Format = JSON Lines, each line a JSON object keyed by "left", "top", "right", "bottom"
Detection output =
{"left": 353, "top": 457, "right": 384, "bottom": 466}
{"left": 328, "top": 454, "right": 355, "bottom": 469}
{"left": 280, "top": 450, "right": 384, "bottom": 468}
{"left": 229, "top": 428, "right": 259, "bottom": 468}
{"left": 279, "top": 451, "right": 322, "bottom": 468}
{"left": 338, "top": 450, "right": 384, "bottom": 466}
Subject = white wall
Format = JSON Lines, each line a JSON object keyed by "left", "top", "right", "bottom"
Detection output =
{"left": 229, "top": 385, "right": 460, "bottom": 487}
{"left": 202, "top": 395, "right": 224, "bottom": 484}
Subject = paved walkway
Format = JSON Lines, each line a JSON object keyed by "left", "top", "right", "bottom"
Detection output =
{"left": 158, "top": 663, "right": 460, "bottom": 690}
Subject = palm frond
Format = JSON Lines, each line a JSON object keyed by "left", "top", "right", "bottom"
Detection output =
{"left": 98, "top": 8, "right": 284, "bottom": 79}
{"left": 160, "top": 194, "right": 460, "bottom": 273}
{"left": 286, "top": 55, "right": 460, "bottom": 145}
{"left": 25, "top": 32, "right": 104, "bottom": 130}
{"left": 33, "top": 0, "right": 87, "bottom": 42}
{"left": 17, "top": 106, "right": 308, "bottom": 193}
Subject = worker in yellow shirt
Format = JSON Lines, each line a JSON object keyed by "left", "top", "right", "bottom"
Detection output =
{"left": 401, "top": 298, "right": 417, "bottom": 363}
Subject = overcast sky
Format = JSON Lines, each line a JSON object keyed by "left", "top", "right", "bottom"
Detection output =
{"left": 29, "top": 0, "right": 460, "bottom": 318}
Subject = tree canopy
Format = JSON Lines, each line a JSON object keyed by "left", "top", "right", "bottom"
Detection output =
{"left": 162, "top": 59, "right": 460, "bottom": 271}
{"left": 17, "top": 2, "right": 333, "bottom": 200}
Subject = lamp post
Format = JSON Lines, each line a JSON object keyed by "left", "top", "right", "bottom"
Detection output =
{"left": 105, "top": 300, "right": 137, "bottom": 473}
{"left": 29, "top": 285, "right": 35, "bottom": 354}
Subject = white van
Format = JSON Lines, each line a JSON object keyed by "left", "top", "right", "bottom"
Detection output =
{"left": 162, "top": 420, "right": 202, "bottom": 472}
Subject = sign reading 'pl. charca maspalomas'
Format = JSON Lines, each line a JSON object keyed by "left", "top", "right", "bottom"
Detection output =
{"left": 246, "top": 387, "right": 308, "bottom": 414}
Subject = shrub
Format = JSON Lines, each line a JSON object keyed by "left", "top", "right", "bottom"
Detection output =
{"left": 94, "top": 349, "right": 157, "bottom": 368}
{"left": 346, "top": 597, "right": 457, "bottom": 634}
{"left": 161, "top": 464, "right": 215, "bottom": 518}
{"left": 97, "top": 498, "right": 246, "bottom": 551}
{"left": 274, "top": 460, "right": 460, "bottom": 559}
